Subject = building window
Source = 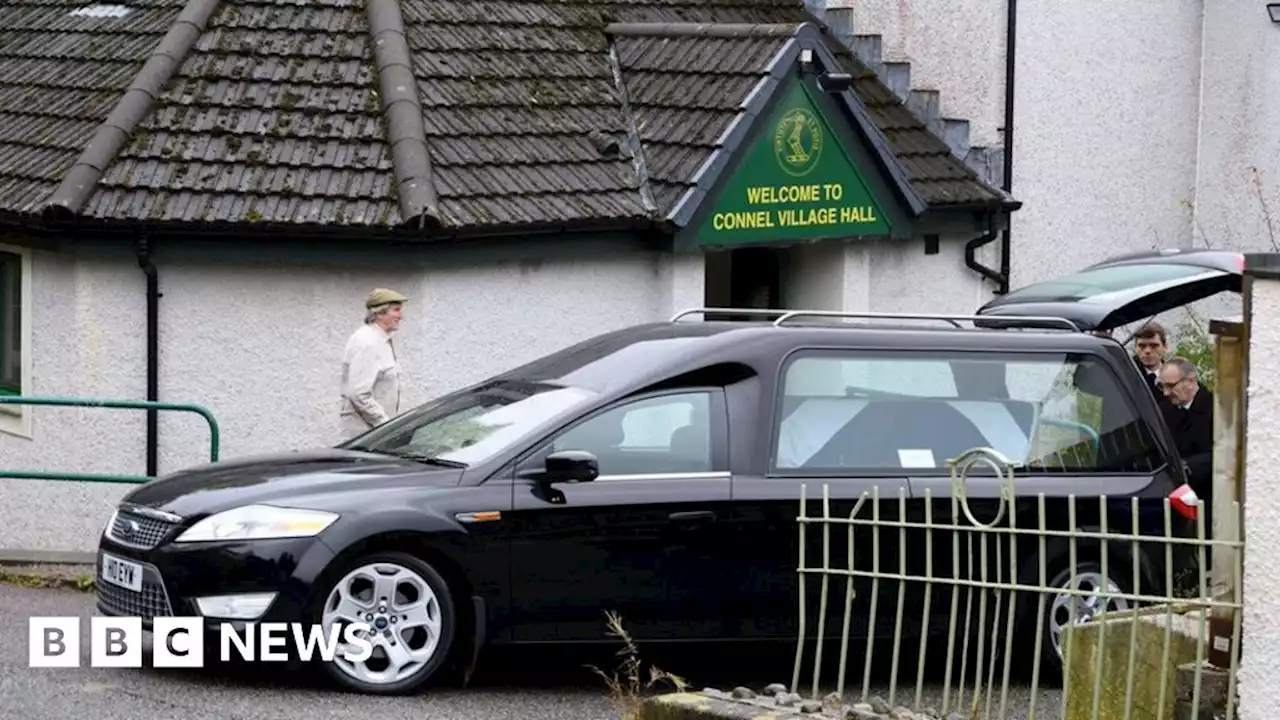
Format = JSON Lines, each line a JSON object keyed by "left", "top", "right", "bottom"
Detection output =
{"left": 0, "top": 251, "right": 21, "bottom": 396}
{"left": 0, "top": 246, "right": 29, "bottom": 438}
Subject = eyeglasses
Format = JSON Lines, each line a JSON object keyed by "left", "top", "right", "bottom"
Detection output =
{"left": 1159, "top": 377, "right": 1188, "bottom": 390}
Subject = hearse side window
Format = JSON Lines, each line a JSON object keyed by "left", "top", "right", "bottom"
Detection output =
{"left": 550, "top": 392, "right": 713, "bottom": 477}
{"left": 773, "top": 352, "right": 1162, "bottom": 474}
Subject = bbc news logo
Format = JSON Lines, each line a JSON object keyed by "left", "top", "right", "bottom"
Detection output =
{"left": 29, "top": 616, "right": 374, "bottom": 667}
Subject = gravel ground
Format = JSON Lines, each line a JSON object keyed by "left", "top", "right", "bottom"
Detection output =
{"left": 0, "top": 581, "right": 1063, "bottom": 720}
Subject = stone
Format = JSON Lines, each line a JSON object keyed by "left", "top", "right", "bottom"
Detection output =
{"left": 1175, "top": 661, "right": 1232, "bottom": 708}
{"left": 764, "top": 683, "right": 789, "bottom": 697}
{"left": 848, "top": 707, "right": 882, "bottom": 720}
{"left": 701, "top": 687, "right": 730, "bottom": 700}
{"left": 892, "top": 706, "right": 913, "bottom": 719}
{"left": 801, "top": 699, "right": 824, "bottom": 713}
{"left": 870, "top": 696, "right": 893, "bottom": 714}
{"left": 777, "top": 692, "right": 803, "bottom": 706}
{"left": 1064, "top": 609, "right": 1208, "bottom": 720}
{"left": 946, "top": 713, "right": 968, "bottom": 720}
{"left": 824, "top": 691, "right": 845, "bottom": 708}
{"left": 731, "top": 686, "right": 756, "bottom": 699}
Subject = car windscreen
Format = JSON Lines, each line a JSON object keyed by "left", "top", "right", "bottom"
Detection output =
{"left": 345, "top": 381, "right": 598, "bottom": 466}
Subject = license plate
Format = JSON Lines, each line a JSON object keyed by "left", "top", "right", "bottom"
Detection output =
{"left": 100, "top": 553, "right": 143, "bottom": 592}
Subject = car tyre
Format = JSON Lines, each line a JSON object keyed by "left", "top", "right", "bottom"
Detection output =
{"left": 1024, "top": 560, "right": 1132, "bottom": 684}
{"left": 313, "top": 551, "right": 457, "bottom": 696}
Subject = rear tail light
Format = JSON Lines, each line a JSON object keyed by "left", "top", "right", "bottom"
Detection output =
{"left": 1169, "top": 483, "right": 1199, "bottom": 521}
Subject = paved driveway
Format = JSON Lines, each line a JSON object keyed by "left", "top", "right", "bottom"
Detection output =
{"left": 0, "top": 584, "right": 642, "bottom": 720}
{"left": 0, "top": 583, "right": 1063, "bottom": 720}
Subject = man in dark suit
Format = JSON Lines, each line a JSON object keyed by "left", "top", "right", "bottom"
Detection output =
{"left": 1159, "top": 356, "right": 1215, "bottom": 535}
{"left": 1133, "top": 322, "right": 1173, "bottom": 410}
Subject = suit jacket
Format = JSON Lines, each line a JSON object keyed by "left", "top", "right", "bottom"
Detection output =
{"left": 1132, "top": 355, "right": 1172, "bottom": 410}
{"left": 1168, "top": 386, "right": 1214, "bottom": 496}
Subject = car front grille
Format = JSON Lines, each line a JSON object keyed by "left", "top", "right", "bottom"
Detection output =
{"left": 96, "top": 559, "right": 175, "bottom": 621}
{"left": 107, "top": 508, "right": 180, "bottom": 550}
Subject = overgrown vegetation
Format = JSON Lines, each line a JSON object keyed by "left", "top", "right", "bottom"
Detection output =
{"left": 589, "top": 611, "right": 689, "bottom": 720}
{"left": 0, "top": 566, "right": 95, "bottom": 592}
{"left": 1172, "top": 315, "right": 1217, "bottom": 393}
{"left": 1161, "top": 164, "right": 1280, "bottom": 391}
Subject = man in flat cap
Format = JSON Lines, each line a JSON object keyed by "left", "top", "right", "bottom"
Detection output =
{"left": 340, "top": 288, "right": 408, "bottom": 440}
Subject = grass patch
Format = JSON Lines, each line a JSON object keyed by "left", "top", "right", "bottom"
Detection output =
{"left": 0, "top": 567, "right": 95, "bottom": 592}
{"left": 589, "top": 611, "right": 689, "bottom": 720}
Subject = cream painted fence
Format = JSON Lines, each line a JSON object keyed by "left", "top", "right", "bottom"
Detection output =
{"left": 790, "top": 447, "right": 1242, "bottom": 720}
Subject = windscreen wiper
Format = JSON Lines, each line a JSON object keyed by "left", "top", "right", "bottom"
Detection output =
{"left": 378, "top": 449, "right": 468, "bottom": 468}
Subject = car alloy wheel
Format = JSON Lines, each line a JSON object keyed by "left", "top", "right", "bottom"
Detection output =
{"left": 1047, "top": 566, "right": 1130, "bottom": 662}
{"left": 317, "top": 552, "right": 455, "bottom": 694}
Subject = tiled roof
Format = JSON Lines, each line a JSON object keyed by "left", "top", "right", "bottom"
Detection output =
{"left": 403, "top": 0, "right": 648, "bottom": 229}
{"left": 0, "top": 0, "right": 1012, "bottom": 235}
{"left": 0, "top": 0, "right": 183, "bottom": 218}
{"left": 611, "top": 24, "right": 796, "bottom": 215}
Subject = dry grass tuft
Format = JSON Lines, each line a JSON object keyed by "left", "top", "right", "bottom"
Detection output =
{"left": 588, "top": 610, "right": 690, "bottom": 720}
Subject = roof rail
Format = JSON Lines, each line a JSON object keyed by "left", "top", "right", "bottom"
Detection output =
{"left": 669, "top": 307, "right": 795, "bottom": 322}
{"left": 669, "top": 306, "right": 1082, "bottom": 332}
{"left": 771, "top": 309, "right": 1082, "bottom": 332}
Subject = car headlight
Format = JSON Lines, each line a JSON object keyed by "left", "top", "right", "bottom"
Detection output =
{"left": 174, "top": 504, "right": 339, "bottom": 543}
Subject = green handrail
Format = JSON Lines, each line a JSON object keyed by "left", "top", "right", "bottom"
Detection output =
{"left": 0, "top": 396, "right": 220, "bottom": 484}
{"left": 1041, "top": 417, "right": 1101, "bottom": 456}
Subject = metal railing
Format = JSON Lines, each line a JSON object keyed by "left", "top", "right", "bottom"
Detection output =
{"left": 791, "top": 446, "right": 1243, "bottom": 720}
{"left": 0, "top": 396, "right": 220, "bottom": 484}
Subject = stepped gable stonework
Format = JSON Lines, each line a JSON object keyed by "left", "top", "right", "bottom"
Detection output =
{"left": 0, "top": 0, "right": 1012, "bottom": 237}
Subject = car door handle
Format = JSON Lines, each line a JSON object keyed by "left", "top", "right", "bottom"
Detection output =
{"left": 668, "top": 510, "right": 716, "bottom": 523}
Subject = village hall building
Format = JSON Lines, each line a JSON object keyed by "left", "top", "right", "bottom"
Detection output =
{"left": 0, "top": 0, "right": 1022, "bottom": 554}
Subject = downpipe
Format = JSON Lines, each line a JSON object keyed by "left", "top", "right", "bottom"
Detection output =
{"left": 965, "top": 229, "right": 1006, "bottom": 289}
{"left": 965, "top": 0, "right": 1017, "bottom": 296}
{"left": 998, "top": 0, "right": 1017, "bottom": 293}
{"left": 136, "top": 236, "right": 160, "bottom": 478}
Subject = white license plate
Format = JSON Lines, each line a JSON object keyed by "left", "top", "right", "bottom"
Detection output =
{"left": 100, "top": 553, "right": 143, "bottom": 592}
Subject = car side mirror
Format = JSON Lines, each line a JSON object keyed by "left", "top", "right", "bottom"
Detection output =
{"left": 541, "top": 449, "right": 599, "bottom": 484}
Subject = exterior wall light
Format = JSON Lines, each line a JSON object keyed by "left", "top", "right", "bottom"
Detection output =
{"left": 1270, "top": 3, "right": 1280, "bottom": 22}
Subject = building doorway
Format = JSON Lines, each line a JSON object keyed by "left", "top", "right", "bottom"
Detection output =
{"left": 704, "top": 246, "right": 783, "bottom": 315}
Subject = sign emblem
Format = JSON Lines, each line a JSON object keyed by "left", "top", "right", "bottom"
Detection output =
{"left": 773, "top": 107, "right": 823, "bottom": 177}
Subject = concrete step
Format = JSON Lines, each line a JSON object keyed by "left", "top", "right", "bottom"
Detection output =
{"left": 964, "top": 145, "right": 1005, "bottom": 189}
{"left": 881, "top": 61, "right": 911, "bottom": 102}
{"left": 822, "top": 4, "right": 1004, "bottom": 190}
{"left": 942, "top": 118, "right": 971, "bottom": 158}
{"left": 851, "top": 34, "right": 882, "bottom": 73}
{"left": 906, "top": 89, "right": 942, "bottom": 135}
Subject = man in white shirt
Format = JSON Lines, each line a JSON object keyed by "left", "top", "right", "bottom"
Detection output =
{"left": 340, "top": 288, "right": 407, "bottom": 440}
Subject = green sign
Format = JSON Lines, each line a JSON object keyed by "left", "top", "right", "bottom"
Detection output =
{"left": 695, "top": 81, "right": 891, "bottom": 246}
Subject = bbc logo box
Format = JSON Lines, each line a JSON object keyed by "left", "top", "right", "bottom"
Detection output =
{"left": 29, "top": 616, "right": 373, "bottom": 668}
{"left": 30, "top": 616, "right": 203, "bottom": 668}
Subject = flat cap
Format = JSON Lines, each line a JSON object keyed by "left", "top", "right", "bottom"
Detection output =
{"left": 366, "top": 288, "right": 408, "bottom": 308}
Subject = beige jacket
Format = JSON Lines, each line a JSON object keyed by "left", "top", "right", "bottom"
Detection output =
{"left": 340, "top": 323, "right": 401, "bottom": 439}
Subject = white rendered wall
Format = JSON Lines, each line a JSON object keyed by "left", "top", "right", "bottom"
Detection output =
{"left": 0, "top": 238, "right": 693, "bottom": 553}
